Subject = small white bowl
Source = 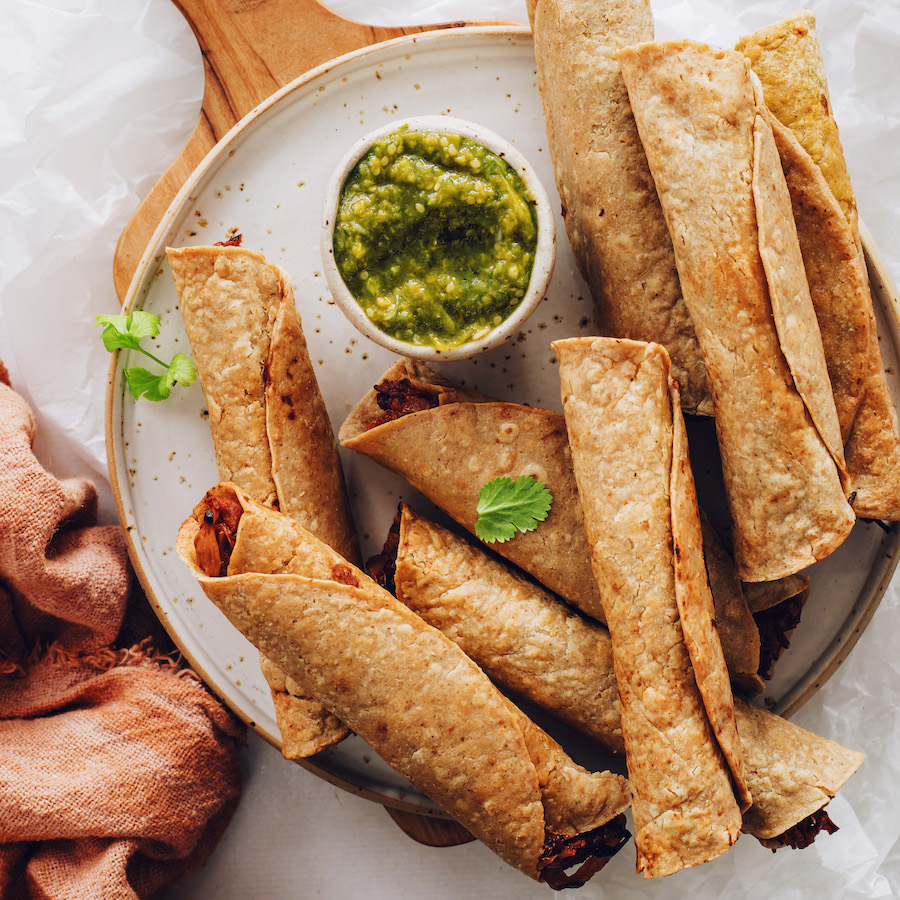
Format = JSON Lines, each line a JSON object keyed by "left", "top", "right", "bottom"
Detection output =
{"left": 320, "top": 115, "right": 556, "bottom": 361}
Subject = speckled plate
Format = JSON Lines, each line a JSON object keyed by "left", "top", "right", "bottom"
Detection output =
{"left": 106, "top": 26, "right": 900, "bottom": 817}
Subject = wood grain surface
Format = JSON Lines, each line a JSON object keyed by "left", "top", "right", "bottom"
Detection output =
{"left": 386, "top": 809, "right": 476, "bottom": 847}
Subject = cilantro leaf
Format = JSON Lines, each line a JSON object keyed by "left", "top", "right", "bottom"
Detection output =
{"left": 124, "top": 366, "right": 171, "bottom": 402}
{"left": 167, "top": 353, "right": 198, "bottom": 389}
{"left": 474, "top": 475, "right": 552, "bottom": 543}
{"left": 96, "top": 311, "right": 160, "bottom": 352}
{"left": 95, "top": 311, "right": 196, "bottom": 402}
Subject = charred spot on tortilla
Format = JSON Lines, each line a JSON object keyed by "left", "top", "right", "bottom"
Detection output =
{"left": 280, "top": 394, "right": 296, "bottom": 420}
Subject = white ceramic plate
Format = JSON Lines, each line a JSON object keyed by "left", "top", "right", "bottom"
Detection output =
{"left": 107, "top": 26, "right": 900, "bottom": 816}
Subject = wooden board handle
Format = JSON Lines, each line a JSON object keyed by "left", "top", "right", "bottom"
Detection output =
{"left": 385, "top": 808, "right": 475, "bottom": 847}
{"left": 113, "top": 0, "right": 503, "bottom": 300}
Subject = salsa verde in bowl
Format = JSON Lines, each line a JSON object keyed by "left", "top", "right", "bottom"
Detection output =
{"left": 321, "top": 116, "right": 556, "bottom": 360}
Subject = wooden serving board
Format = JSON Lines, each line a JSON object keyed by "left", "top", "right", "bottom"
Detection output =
{"left": 113, "top": 0, "right": 507, "bottom": 848}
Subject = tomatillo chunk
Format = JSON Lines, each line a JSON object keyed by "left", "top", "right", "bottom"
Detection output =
{"left": 332, "top": 128, "right": 538, "bottom": 350}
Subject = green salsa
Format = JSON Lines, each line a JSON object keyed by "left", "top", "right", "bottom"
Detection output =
{"left": 332, "top": 127, "right": 538, "bottom": 349}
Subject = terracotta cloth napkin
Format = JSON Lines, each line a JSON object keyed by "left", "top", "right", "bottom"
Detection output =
{"left": 0, "top": 364, "right": 245, "bottom": 899}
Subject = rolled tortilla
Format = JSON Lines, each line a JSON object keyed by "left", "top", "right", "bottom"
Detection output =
{"left": 340, "top": 357, "right": 606, "bottom": 622}
{"left": 763, "top": 113, "right": 870, "bottom": 442}
{"left": 528, "top": 0, "right": 712, "bottom": 415}
{"left": 386, "top": 502, "right": 623, "bottom": 753}
{"left": 178, "top": 484, "right": 631, "bottom": 888}
{"left": 843, "top": 318, "right": 900, "bottom": 521}
{"left": 699, "top": 513, "right": 763, "bottom": 697}
{"left": 737, "top": 10, "right": 900, "bottom": 519}
{"left": 555, "top": 336, "right": 745, "bottom": 877}
{"left": 167, "top": 243, "right": 357, "bottom": 757}
{"left": 617, "top": 41, "right": 854, "bottom": 581}
{"left": 389, "top": 503, "right": 863, "bottom": 843}
{"left": 735, "top": 10, "right": 856, "bottom": 233}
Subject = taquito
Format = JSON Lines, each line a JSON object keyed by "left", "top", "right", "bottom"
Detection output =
{"left": 555, "top": 336, "right": 746, "bottom": 877}
{"left": 735, "top": 10, "right": 857, "bottom": 231}
{"left": 617, "top": 41, "right": 855, "bottom": 581}
{"left": 168, "top": 244, "right": 357, "bottom": 757}
{"left": 528, "top": 0, "right": 712, "bottom": 415}
{"left": 178, "top": 484, "right": 631, "bottom": 889}
{"left": 339, "top": 357, "right": 605, "bottom": 622}
{"left": 764, "top": 113, "right": 871, "bottom": 443}
{"left": 387, "top": 503, "right": 863, "bottom": 845}
{"left": 737, "top": 10, "right": 900, "bottom": 519}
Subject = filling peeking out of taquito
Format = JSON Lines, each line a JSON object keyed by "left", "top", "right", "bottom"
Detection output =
{"left": 737, "top": 10, "right": 900, "bottom": 521}
{"left": 375, "top": 502, "right": 863, "bottom": 849}
{"left": 179, "top": 483, "right": 632, "bottom": 889}
{"left": 554, "top": 336, "right": 746, "bottom": 877}
{"left": 616, "top": 41, "right": 855, "bottom": 583}
{"left": 168, "top": 243, "right": 358, "bottom": 758}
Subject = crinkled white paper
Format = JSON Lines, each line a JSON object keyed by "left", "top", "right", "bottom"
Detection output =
{"left": 3, "top": 1, "right": 899, "bottom": 897}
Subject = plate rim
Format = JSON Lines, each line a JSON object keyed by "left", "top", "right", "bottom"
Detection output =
{"left": 104, "top": 24, "right": 900, "bottom": 816}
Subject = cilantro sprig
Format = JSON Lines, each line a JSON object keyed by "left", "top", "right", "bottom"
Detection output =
{"left": 95, "top": 311, "right": 197, "bottom": 402}
{"left": 474, "top": 475, "right": 552, "bottom": 543}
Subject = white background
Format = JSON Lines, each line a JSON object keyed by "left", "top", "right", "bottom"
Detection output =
{"left": 3, "top": 1, "right": 900, "bottom": 897}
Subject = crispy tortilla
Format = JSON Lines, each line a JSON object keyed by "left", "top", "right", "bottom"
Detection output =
{"left": 736, "top": 700, "right": 863, "bottom": 840}
{"left": 844, "top": 308, "right": 900, "bottom": 520}
{"left": 738, "top": 11, "right": 900, "bottom": 518}
{"left": 742, "top": 574, "right": 810, "bottom": 615}
{"left": 528, "top": 0, "right": 712, "bottom": 414}
{"left": 554, "top": 336, "right": 744, "bottom": 877}
{"left": 392, "top": 503, "right": 623, "bottom": 753}
{"left": 617, "top": 41, "right": 854, "bottom": 581}
{"left": 391, "top": 504, "right": 863, "bottom": 843}
{"left": 699, "top": 513, "right": 763, "bottom": 697}
{"left": 168, "top": 244, "right": 356, "bottom": 757}
{"left": 168, "top": 246, "right": 278, "bottom": 505}
{"left": 179, "top": 484, "right": 631, "bottom": 887}
{"left": 340, "top": 358, "right": 605, "bottom": 623}
{"left": 752, "top": 107, "right": 845, "bottom": 472}
{"left": 765, "top": 113, "right": 870, "bottom": 442}
{"left": 735, "top": 10, "right": 857, "bottom": 233}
